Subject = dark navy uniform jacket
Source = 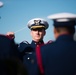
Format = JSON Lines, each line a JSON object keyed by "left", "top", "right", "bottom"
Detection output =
{"left": 0, "top": 35, "right": 21, "bottom": 75}
{"left": 41, "top": 34, "right": 76, "bottom": 75}
{"left": 0, "top": 35, "right": 19, "bottom": 60}
{"left": 18, "top": 40, "right": 44, "bottom": 75}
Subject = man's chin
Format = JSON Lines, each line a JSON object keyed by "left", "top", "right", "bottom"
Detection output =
{"left": 35, "top": 39, "right": 41, "bottom": 42}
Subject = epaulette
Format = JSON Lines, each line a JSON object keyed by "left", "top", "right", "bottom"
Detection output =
{"left": 18, "top": 40, "right": 31, "bottom": 53}
{"left": 45, "top": 40, "right": 53, "bottom": 44}
{"left": 20, "top": 40, "right": 29, "bottom": 44}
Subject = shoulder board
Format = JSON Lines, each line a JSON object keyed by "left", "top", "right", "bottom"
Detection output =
{"left": 18, "top": 40, "right": 30, "bottom": 52}
{"left": 45, "top": 40, "right": 53, "bottom": 44}
{"left": 20, "top": 40, "right": 29, "bottom": 44}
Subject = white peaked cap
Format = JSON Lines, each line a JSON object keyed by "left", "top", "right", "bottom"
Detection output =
{"left": 47, "top": 13, "right": 76, "bottom": 27}
{"left": 27, "top": 18, "right": 49, "bottom": 30}
{"left": 47, "top": 12, "right": 76, "bottom": 20}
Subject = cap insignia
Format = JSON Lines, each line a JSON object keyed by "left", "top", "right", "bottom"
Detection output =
{"left": 34, "top": 20, "right": 41, "bottom": 25}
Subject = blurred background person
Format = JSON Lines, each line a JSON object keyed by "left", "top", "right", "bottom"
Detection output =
{"left": 41, "top": 13, "right": 76, "bottom": 75}
{"left": 0, "top": 34, "right": 28, "bottom": 75}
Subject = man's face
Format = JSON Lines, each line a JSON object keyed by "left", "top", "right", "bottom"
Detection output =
{"left": 30, "top": 28, "right": 46, "bottom": 42}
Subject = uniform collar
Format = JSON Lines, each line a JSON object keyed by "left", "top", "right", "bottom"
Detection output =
{"left": 31, "top": 40, "right": 44, "bottom": 45}
{"left": 56, "top": 34, "right": 73, "bottom": 42}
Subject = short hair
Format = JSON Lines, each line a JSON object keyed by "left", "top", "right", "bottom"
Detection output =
{"left": 55, "top": 26, "right": 75, "bottom": 35}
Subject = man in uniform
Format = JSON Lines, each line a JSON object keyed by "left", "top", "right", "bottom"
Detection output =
{"left": 7, "top": 18, "right": 49, "bottom": 75}
{"left": 41, "top": 13, "right": 76, "bottom": 75}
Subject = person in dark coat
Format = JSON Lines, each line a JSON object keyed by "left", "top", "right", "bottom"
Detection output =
{"left": 6, "top": 18, "right": 49, "bottom": 75}
{"left": 41, "top": 13, "right": 76, "bottom": 75}
{"left": 0, "top": 34, "right": 28, "bottom": 75}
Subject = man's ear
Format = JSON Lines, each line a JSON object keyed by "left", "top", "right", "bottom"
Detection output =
{"left": 54, "top": 28, "right": 57, "bottom": 34}
{"left": 30, "top": 30, "right": 32, "bottom": 36}
{"left": 44, "top": 31, "right": 46, "bottom": 36}
{"left": 54, "top": 28, "right": 59, "bottom": 39}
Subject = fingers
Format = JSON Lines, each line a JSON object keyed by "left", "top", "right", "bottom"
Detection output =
{"left": 6, "top": 32, "right": 15, "bottom": 39}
